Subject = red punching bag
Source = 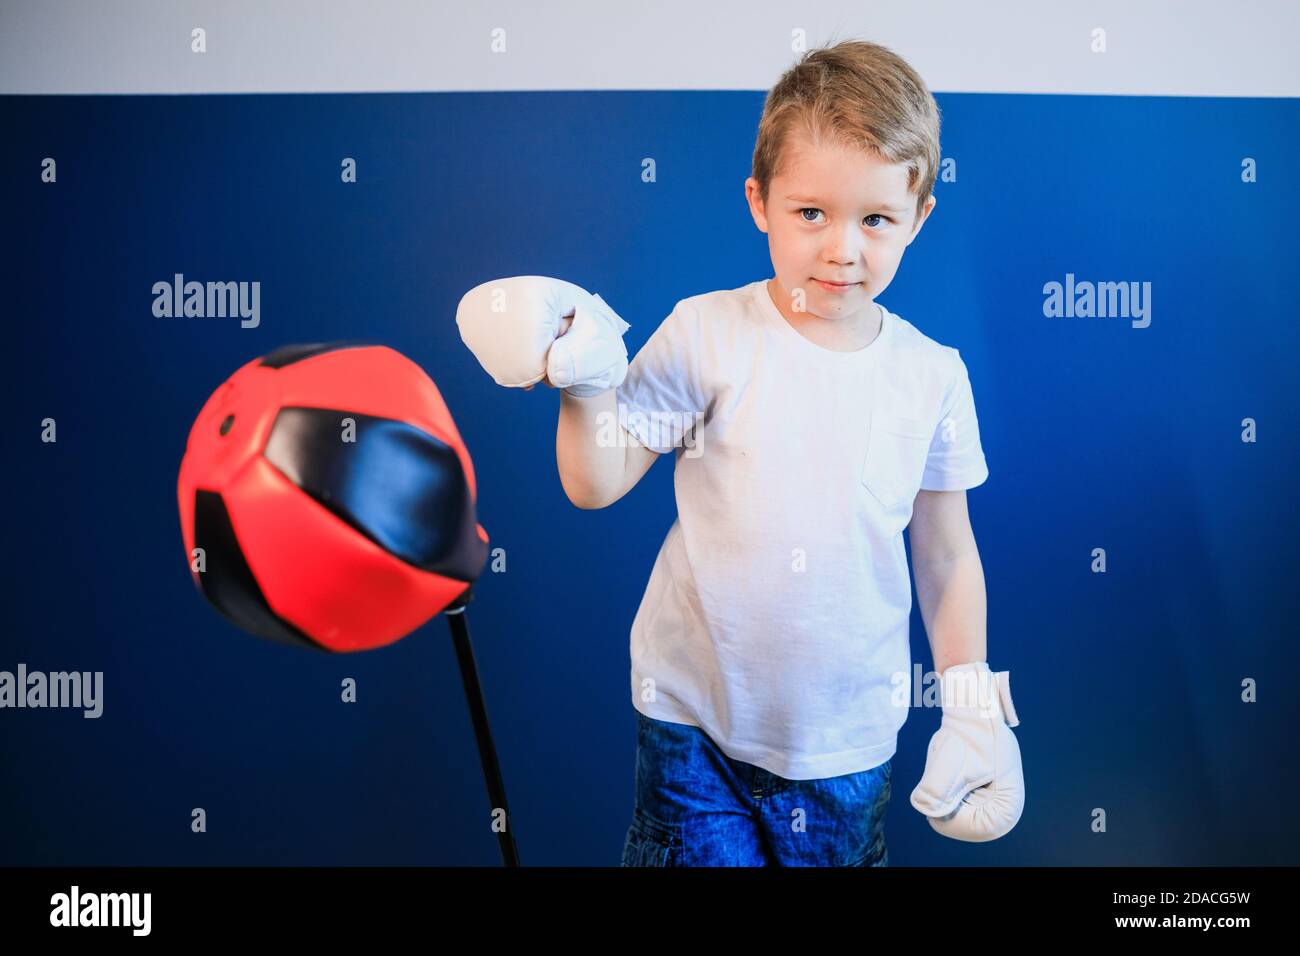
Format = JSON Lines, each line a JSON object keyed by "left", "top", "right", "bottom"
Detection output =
{"left": 177, "top": 341, "right": 518, "bottom": 865}
{"left": 177, "top": 342, "right": 490, "bottom": 652}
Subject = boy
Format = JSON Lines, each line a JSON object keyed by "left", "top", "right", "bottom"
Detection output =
{"left": 457, "top": 40, "right": 1024, "bottom": 866}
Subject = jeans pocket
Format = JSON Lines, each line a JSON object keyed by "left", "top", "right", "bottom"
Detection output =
{"left": 845, "top": 760, "right": 892, "bottom": 866}
{"left": 849, "top": 829, "right": 889, "bottom": 867}
{"left": 854, "top": 843, "right": 889, "bottom": 867}
{"left": 620, "top": 807, "right": 682, "bottom": 867}
{"left": 861, "top": 412, "right": 932, "bottom": 510}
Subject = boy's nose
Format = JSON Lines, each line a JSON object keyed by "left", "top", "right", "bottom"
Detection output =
{"left": 823, "top": 228, "right": 865, "bottom": 261}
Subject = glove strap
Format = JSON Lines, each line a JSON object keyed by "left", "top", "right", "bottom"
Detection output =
{"left": 585, "top": 292, "right": 631, "bottom": 336}
{"left": 995, "top": 670, "right": 1020, "bottom": 728}
{"left": 939, "top": 661, "right": 1020, "bottom": 728}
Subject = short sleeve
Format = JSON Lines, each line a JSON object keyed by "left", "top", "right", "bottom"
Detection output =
{"left": 615, "top": 300, "right": 707, "bottom": 454}
{"left": 920, "top": 350, "right": 989, "bottom": 491}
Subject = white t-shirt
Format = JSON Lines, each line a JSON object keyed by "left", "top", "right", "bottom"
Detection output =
{"left": 616, "top": 278, "right": 990, "bottom": 780}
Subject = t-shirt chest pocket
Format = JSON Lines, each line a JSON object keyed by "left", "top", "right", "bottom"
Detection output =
{"left": 861, "top": 411, "right": 933, "bottom": 510}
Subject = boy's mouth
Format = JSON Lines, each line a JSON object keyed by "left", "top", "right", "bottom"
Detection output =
{"left": 812, "top": 278, "right": 861, "bottom": 293}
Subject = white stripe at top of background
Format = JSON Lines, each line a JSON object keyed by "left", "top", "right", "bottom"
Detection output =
{"left": 1, "top": 0, "right": 1296, "bottom": 98}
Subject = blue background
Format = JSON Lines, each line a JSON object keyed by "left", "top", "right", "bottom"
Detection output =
{"left": 2, "top": 90, "right": 1297, "bottom": 865}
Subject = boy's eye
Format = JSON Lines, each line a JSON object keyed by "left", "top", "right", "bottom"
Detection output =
{"left": 797, "top": 208, "right": 892, "bottom": 227}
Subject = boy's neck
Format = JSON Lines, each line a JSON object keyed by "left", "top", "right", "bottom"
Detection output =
{"left": 768, "top": 278, "right": 882, "bottom": 352}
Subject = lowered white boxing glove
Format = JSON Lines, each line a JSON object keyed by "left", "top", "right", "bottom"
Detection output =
{"left": 455, "top": 275, "right": 631, "bottom": 397}
{"left": 910, "top": 661, "right": 1025, "bottom": 842}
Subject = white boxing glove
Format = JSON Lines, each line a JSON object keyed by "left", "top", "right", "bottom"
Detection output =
{"left": 910, "top": 661, "right": 1025, "bottom": 842}
{"left": 455, "top": 275, "right": 631, "bottom": 397}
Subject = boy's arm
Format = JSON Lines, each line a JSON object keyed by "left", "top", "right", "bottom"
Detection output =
{"left": 556, "top": 388, "right": 658, "bottom": 509}
{"left": 908, "top": 489, "right": 987, "bottom": 673}
{"left": 908, "top": 488, "right": 1024, "bottom": 843}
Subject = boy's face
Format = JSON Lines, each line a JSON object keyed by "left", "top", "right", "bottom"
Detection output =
{"left": 745, "top": 132, "right": 936, "bottom": 331}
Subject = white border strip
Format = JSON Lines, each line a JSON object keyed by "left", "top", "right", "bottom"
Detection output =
{"left": 2, "top": 0, "right": 1297, "bottom": 98}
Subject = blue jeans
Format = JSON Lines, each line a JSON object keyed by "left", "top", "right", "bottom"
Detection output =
{"left": 621, "top": 710, "right": 892, "bottom": 866}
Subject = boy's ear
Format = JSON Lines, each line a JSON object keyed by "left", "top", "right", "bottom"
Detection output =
{"left": 906, "top": 193, "right": 937, "bottom": 246}
{"left": 744, "top": 177, "right": 770, "bottom": 233}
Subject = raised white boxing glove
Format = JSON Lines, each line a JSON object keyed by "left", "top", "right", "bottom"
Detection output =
{"left": 910, "top": 661, "right": 1024, "bottom": 842}
{"left": 455, "top": 275, "right": 631, "bottom": 397}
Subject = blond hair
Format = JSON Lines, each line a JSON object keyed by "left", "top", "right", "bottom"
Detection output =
{"left": 751, "top": 40, "right": 941, "bottom": 225}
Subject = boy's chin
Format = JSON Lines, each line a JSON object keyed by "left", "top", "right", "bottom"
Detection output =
{"left": 807, "top": 295, "right": 871, "bottom": 318}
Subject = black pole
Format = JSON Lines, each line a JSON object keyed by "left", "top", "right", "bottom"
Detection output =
{"left": 444, "top": 592, "right": 520, "bottom": 867}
